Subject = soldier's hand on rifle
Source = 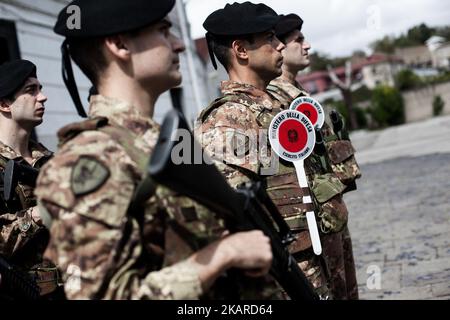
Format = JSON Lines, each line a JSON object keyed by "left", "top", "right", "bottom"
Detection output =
{"left": 29, "top": 206, "right": 43, "bottom": 226}
{"left": 187, "top": 230, "right": 272, "bottom": 292}
{"left": 221, "top": 230, "right": 273, "bottom": 277}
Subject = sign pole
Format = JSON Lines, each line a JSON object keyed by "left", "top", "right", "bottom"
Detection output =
{"left": 293, "top": 160, "right": 322, "bottom": 255}
{"left": 269, "top": 109, "right": 322, "bottom": 255}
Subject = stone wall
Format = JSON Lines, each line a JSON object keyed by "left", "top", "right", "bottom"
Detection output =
{"left": 402, "top": 81, "right": 450, "bottom": 123}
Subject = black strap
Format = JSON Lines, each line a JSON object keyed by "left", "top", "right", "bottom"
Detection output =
{"left": 0, "top": 171, "right": 4, "bottom": 196}
{"left": 61, "top": 40, "right": 88, "bottom": 118}
{"left": 205, "top": 32, "right": 218, "bottom": 70}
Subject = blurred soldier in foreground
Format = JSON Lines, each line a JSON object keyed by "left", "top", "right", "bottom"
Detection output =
{"left": 195, "top": 2, "right": 330, "bottom": 298}
{"left": 0, "top": 59, "right": 63, "bottom": 299}
{"left": 35, "top": 0, "right": 281, "bottom": 300}
{"left": 267, "top": 14, "right": 361, "bottom": 299}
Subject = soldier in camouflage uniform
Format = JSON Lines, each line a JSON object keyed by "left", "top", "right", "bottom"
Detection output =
{"left": 266, "top": 14, "right": 361, "bottom": 299}
{"left": 195, "top": 2, "right": 331, "bottom": 298}
{"left": 35, "top": 0, "right": 282, "bottom": 300}
{"left": 0, "top": 59, "right": 63, "bottom": 299}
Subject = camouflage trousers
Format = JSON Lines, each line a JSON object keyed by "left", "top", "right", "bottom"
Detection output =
{"left": 291, "top": 248, "right": 331, "bottom": 299}
{"left": 321, "top": 226, "right": 358, "bottom": 300}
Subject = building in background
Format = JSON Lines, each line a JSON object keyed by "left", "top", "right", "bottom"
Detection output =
{"left": 359, "top": 54, "right": 405, "bottom": 89}
{"left": 296, "top": 53, "right": 405, "bottom": 102}
{"left": 426, "top": 36, "right": 450, "bottom": 70}
{"left": 0, "top": 0, "right": 209, "bottom": 150}
{"left": 394, "top": 46, "right": 432, "bottom": 67}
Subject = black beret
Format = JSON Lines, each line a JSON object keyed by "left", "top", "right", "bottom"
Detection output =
{"left": 275, "top": 14, "right": 303, "bottom": 40}
{"left": 54, "top": 0, "right": 175, "bottom": 38}
{"left": 55, "top": 0, "right": 175, "bottom": 118}
{"left": 0, "top": 59, "right": 37, "bottom": 99}
{"left": 203, "top": 2, "right": 280, "bottom": 36}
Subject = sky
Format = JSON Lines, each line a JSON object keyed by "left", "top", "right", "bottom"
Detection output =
{"left": 184, "top": 0, "right": 450, "bottom": 57}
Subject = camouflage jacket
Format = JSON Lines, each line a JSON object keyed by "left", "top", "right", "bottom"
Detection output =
{"left": 267, "top": 77, "right": 349, "bottom": 233}
{"left": 195, "top": 81, "right": 322, "bottom": 253}
{"left": 35, "top": 95, "right": 281, "bottom": 300}
{"left": 0, "top": 140, "right": 52, "bottom": 268}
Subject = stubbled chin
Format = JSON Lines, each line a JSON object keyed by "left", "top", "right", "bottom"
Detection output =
{"left": 273, "top": 68, "right": 282, "bottom": 78}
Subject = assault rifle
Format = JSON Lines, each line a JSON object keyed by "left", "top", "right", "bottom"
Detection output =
{"left": 3, "top": 160, "right": 39, "bottom": 202}
{"left": 330, "top": 110, "right": 350, "bottom": 141}
{"left": 0, "top": 255, "right": 40, "bottom": 299}
{"left": 141, "top": 107, "right": 319, "bottom": 301}
{"left": 1, "top": 160, "right": 41, "bottom": 299}
{"left": 313, "top": 128, "right": 333, "bottom": 173}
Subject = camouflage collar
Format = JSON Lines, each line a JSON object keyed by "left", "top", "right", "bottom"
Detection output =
{"left": 269, "top": 77, "right": 309, "bottom": 99}
{"left": 220, "top": 80, "right": 277, "bottom": 110}
{"left": 88, "top": 95, "right": 159, "bottom": 137}
{"left": 0, "top": 140, "right": 19, "bottom": 160}
{"left": 0, "top": 139, "right": 52, "bottom": 165}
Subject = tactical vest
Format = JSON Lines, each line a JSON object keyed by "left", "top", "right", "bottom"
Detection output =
{"left": 322, "top": 131, "right": 362, "bottom": 190}
{"left": 200, "top": 94, "right": 319, "bottom": 253}
{"left": 0, "top": 153, "right": 52, "bottom": 257}
{"left": 0, "top": 155, "right": 48, "bottom": 214}
{"left": 0, "top": 149, "right": 61, "bottom": 299}
{"left": 57, "top": 116, "right": 281, "bottom": 300}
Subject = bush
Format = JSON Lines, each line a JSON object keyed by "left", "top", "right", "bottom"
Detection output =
{"left": 426, "top": 71, "right": 450, "bottom": 86}
{"left": 369, "top": 86, "right": 405, "bottom": 128}
{"left": 326, "top": 100, "right": 368, "bottom": 129}
{"left": 354, "top": 106, "right": 368, "bottom": 128}
{"left": 433, "top": 95, "right": 445, "bottom": 116}
{"left": 333, "top": 100, "right": 348, "bottom": 120}
{"left": 395, "top": 69, "right": 422, "bottom": 90}
{"left": 352, "top": 85, "right": 372, "bottom": 103}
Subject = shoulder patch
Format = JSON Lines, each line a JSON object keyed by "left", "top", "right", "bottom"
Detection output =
{"left": 229, "top": 130, "right": 252, "bottom": 157}
{"left": 71, "top": 156, "right": 110, "bottom": 197}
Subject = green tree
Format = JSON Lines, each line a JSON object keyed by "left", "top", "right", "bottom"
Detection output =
{"left": 352, "top": 85, "right": 372, "bottom": 103}
{"left": 433, "top": 95, "right": 445, "bottom": 116}
{"left": 308, "top": 52, "right": 331, "bottom": 72}
{"left": 369, "top": 86, "right": 405, "bottom": 128}
{"left": 370, "top": 35, "right": 395, "bottom": 53}
{"left": 326, "top": 100, "right": 368, "bottom": 129}
{"left": 394, "top": 35, "right": 419, "bottom": 47}
{"left": 309, "top": 52, "right": 348, "bottom": 72}
{"left": 371, "top": 23, "right": 443, "bottom": 52}
{"left": 354, "top": 106, "right": 368, "bottom": 129}
{"left": 406, "top": 23, "right": 434, "bottom": 44}
{"left": 352, "top": 50, "right": 367, "bottom": 57}
{"left": 395, "top": 69, "right": 422, "bottom": 90}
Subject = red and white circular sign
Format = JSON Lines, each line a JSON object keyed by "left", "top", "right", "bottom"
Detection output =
{"left": 290, "top": 96, "right": 325, "bottom": 129}
{"left": 269, "top": 110, "right": 316, "bottom": 162}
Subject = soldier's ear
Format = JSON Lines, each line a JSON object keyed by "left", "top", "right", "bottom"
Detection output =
{"left": 0, "top": 100, "right": 12, "bottom": 113}
{"left": 231, "top": 39, "right": 249, "bottom": 61}
{"left": 104, "top": 35, "right": 131, "bottom": 62}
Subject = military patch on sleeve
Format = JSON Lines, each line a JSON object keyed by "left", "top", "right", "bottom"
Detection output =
{"left": 71, "top": 156, "right": 110, "bottom": 197}
{"left": 228, "top": 130, "right": 252, "bottom": 157}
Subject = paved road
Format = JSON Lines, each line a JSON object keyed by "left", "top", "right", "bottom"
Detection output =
{"left": 345, "top": 116, "right": 450, "bottom": 300}
{"left": 350, "top": 114, "right": 450, "bottom": 165}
